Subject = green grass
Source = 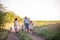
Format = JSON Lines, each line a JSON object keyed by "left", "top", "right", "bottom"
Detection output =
{"left": 17, "top": 31, "right": 32, "bottom": 40}
{"left": 34, "top": 26, "right": 60, "bottom": 40}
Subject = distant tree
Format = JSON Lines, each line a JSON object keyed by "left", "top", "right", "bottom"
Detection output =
{"left": 17, "top": 16, "right": 23, "bottom": 22}
{"left": 0, "top": 4, "right": 23, "bottom": 28}
{"left": 3, "top": 12, "right": 16, "bottom": 23}
{"left": 0, "top": 11, "right": 16, "bottom": 28}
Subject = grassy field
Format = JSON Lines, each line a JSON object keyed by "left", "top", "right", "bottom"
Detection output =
{"left": 2, "top": 21, "right": 60, "bottom": 30}
{"left": 0, "top": 21, "right": 60, "bottom": 40}
{"left": 33, "top": 21, "right": 60, "bottom": 26}
{"left": 33, "top": 23, "right": 60, "bottom": 40}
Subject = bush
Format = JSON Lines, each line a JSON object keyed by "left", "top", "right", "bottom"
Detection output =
{"left": 17, "top": 31, "right": 32, "bottom": 40}
{"left": 51, "top": 32, "right": 60, "bottom": 40}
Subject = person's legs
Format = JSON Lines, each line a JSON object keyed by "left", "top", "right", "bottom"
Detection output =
{"left": 22, "top": 29, "right": 23, "bottom": 31}
{"left": 25, "top": 23, "right": 29, "bottom": 32}
{"left": 25, "top": 24, "right": 27, "bottom": 32}
{"left": 15, "top": 28, "right": 18, "bottom": 33}
{"left": 29, "top": 26, "right": 33, "bottom": 33}
{"left": 14, "top": 27, "right": 17, "bottom": 33}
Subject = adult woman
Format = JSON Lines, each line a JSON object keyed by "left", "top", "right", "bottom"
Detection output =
{"left": 24, "top": 16, "right": 29, "bottom": 32}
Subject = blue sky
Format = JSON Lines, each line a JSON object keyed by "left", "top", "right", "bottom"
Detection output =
{"left": 0, "top": 0, "right": 60, "bottom": 20}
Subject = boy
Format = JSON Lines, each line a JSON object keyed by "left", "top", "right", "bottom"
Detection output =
{"left": 21, "top": 24, "right": 25, "bottom": 31}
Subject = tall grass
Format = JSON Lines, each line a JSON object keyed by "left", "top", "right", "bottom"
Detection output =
{"left": 17, "top": 31, "right": 32, "bottom": 40}
{"left": 33, "top": 23, "right": 60, "bottom": 40}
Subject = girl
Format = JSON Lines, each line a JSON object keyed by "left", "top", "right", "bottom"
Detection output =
{"left": 14, "top": 18, "right": 19, "bottom": 33}
{"left": 29, "top": 21, "right": 33, "bottom": 33}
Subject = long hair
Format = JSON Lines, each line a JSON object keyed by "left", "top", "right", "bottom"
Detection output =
{"left": 15, "top": 18, "right": 18, "bottom": 21}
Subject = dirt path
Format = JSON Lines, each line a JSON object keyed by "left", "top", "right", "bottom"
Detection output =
{"left": 7, "top": 32, "right": 19, "bottom": 40}
{"left": 27, "top": 33, "right": 45, "bottom": 40}
{"left": 7, "top": 31, "right": 45, "bottom": 40}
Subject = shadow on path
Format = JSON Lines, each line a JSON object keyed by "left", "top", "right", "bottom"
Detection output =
{"left": 7, "top": 32, "right": 19, "bottom": 40}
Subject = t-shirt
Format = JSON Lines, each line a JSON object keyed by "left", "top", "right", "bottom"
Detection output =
{"left": 24, "top": 18, "right": 29, "bottom": 24}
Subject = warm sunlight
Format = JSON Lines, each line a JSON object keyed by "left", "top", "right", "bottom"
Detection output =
{"left": 0, "top": 0, "right": 60, "bottom": 40}
{"left": 0, "top": 0, "right": 60, "bottom": 20}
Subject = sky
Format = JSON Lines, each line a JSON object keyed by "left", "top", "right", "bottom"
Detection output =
{"left": 0, "top": 0, "right": 60, "bottom": 20}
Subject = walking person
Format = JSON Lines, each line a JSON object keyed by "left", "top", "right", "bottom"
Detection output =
{"left": 24, "top": 16, "right": 30, "bottom": 32}
{"left": 29, "top": 21, "right": 33, "bottom": 33}
{"left": 14, "top": 18, "right": 19, "bottom": 33}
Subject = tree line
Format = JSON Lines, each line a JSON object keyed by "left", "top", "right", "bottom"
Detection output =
{"left": 0, "top": 4, "right": 23, "bottom": 28}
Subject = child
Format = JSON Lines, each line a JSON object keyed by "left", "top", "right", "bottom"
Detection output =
{"left": 29, "top": 21, "right": 33, "bottom": 33}
{"left": 10, "top": 26, "right": 14, "bottom": 32}
{"left": 21, "top": 24, "right": 25, "bottom": 31}
{"left": 10, "top": 26, "right": 12, "bottom": 32}
{"left": 14, "top": 18, "right": 19, "bottom": 33}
